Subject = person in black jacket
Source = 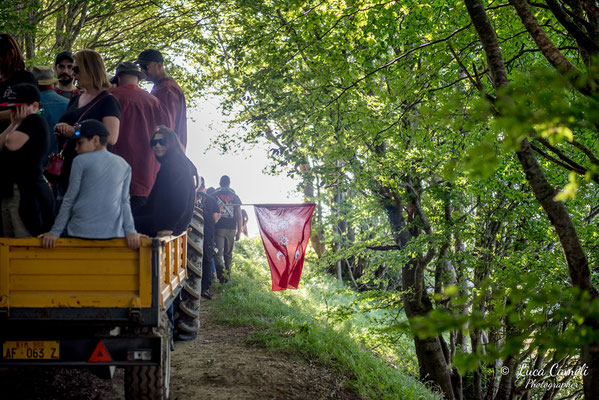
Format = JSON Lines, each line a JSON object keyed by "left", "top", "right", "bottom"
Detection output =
{"left": 133, "top": 125, "right": 197, "bottom": 237}
{"left": 0, "top": 84, "right": 55, "bottom": 237}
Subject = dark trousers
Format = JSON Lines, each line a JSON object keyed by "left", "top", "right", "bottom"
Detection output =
{"left": 201, "top": 240, "right": 214, "bottom": 292}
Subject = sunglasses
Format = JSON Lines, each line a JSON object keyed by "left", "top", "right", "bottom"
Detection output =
{"left": 139, "top": 64, "right": 148, "bottom": 71}
{"left": 72, "top": 65, "right": 80, "bottom": 74}
{"left": 150, "top": 138, "right": 167, "bottom": 147}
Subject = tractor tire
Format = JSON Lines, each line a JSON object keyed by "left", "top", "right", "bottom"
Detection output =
{"left": 124, "top": 313, "right": 171, "bottom": 400}
{"left": 174, "top": 205, "right": 203, "bottom": 340}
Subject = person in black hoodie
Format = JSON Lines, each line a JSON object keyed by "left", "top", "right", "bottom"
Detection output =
{"left": 133, "top": 125, "right": 197, "bottom": 237}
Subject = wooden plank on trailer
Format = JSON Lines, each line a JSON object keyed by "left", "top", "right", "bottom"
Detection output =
{"left": 10, "top": 292, "right": 139, "bottom": 308}
{"left": 10, "top": 261, "right": 138, "bottom": 275}
{"left": 10, "top": 249, "right": 137, "bottom": 260}
{"left": 10, "top": 275, "right": 139, "bottom": 292}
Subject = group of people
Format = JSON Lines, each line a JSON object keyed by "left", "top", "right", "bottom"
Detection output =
{"left": 198, "top": 175, "right": 247, "bottom": 300}
{"left": 0, "top": 33, "right": 194, "bottom": 249}
{"left": 0, "top": 33, "right": 249, "bottom": 302}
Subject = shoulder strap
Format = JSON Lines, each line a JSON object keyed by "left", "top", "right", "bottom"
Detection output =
{"left": 76, "top": 92, "right": 108, "bottom": 124}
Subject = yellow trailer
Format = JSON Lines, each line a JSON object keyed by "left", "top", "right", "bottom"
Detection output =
{"left": 0, "top": 233, "right": 188, "bottom": 399}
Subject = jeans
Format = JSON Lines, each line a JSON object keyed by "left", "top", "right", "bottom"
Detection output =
{"left": 214, "top": 228, "right": 236, "bottom": 283}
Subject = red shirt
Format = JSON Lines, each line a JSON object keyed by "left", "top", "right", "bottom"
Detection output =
{"left": 110, "top": 84, "right": 168, "bottom": 197}
{"left": 151, "top": 77, "right": 187, "bottom": 148}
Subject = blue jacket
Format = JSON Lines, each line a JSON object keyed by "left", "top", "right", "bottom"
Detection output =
{"left": 40, "top": 89, "right": 68, "bottom": 155}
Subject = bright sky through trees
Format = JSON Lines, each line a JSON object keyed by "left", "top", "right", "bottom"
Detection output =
{"left": 186, "top": 96, "right": 303, "bottom": 236}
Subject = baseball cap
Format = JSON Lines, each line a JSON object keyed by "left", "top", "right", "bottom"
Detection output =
{"left": 110, "top": 61, "right": 146, "bottom": 84}
{"left": 136, "top": 49, "right": 164, "bottom": 65}
{"left": 74, "top": 119, "right": 109, "bottom": 139}
{"left": 0, "top": 83, "right": 41, "bottom": 107}
{"left": 55, "top": 51, "right": 74, "bottom": 65}
{"left": 29, "top": 66, "right": 58, "bottom": 86}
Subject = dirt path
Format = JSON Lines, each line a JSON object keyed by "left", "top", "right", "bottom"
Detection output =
{"left": 1, "top": 296, "right": 361, "bottom": 400}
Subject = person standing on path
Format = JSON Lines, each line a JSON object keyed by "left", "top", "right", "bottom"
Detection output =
{"left": 214, "top": 175, "right": 242, "bottom": 284}
{"left": 136, "top": 49, "right": 187, "bottom": 148}
{"left": 197, "top": 177, "right": 220, "bottom": 299}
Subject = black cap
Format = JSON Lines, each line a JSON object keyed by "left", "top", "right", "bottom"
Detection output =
{"left": 74, "top": 119, "right": 109, "bottom": 139}
{"left": 136, "top": 49, "right": 164, "bottom": 65}
{"left": 0, "top": 83, "right": 41, "bottom": 107}
{"left": 55, "top": 51, "right": 74, "bottom": 65}
{"left": 111, "top": 61, "right": 145, "bottom": 84}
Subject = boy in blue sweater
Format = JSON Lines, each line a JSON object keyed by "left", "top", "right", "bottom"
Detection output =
{"left": 39, "top": 119, "right": 140, "bottom": 248}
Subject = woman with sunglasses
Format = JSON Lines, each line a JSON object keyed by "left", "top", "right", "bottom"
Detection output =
{"left": 133, "top": 126, "right": 197, "bottom": 237}
{"left": 53, "top": 49, "right": 121, "bottom": 203}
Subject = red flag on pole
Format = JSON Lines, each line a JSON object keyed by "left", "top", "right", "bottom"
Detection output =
{"left": 254, "top": 204, "right": 316, "bottom": 291}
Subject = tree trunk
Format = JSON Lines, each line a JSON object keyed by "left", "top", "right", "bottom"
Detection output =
{"left": 463, "top": 1, "right": 599, "bottom": 398}
{"left": 494, "top": 355, "right": 517, "bottom": 400}
{"left": 22, "top": 0, "right": 40, "bottom": 59}
{"left": 300, "top": 166, "right": 324, "bottom": 257}
{"left": 380, "top": 190, "right": 455, "bottom": 399}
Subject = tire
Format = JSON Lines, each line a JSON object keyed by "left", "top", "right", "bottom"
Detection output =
{"left": 125, "top": 313, "right": 171, "bottom": 400}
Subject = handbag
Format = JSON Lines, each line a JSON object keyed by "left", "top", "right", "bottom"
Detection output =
{"left": 43, "top": 92, "right": 108, "bottom": 182}
{"left": 44, "top": 146, "right": 65, "bottom": 184}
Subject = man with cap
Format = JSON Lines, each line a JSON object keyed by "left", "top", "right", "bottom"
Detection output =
{"left": 53, "top": 51, "right": 80, "bottom": 99}
{"left": 38, "top": 119, "right": 140, "bottom": 249}
{"left": 136, "top": 49, "right": 187, "bottom": 148}
{"left": 29, "top": 66, "right": 69, "bottom": 156}
{"left": 109, "top": 61, "right": 169, "bottom": 209}
{"left": 0, "top": 83, "right": 55, "bottom": 237}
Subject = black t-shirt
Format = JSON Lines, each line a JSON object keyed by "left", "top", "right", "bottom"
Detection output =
{"left": 0, "top": 70, "right": 38, "bottom": 132}
{"left": 57, "top": 91, "right": 121, "bottom": 190}
{"left": 214, "top": 188, "right": 242, "bottom": 230}
{"left": 12, "top": 114, "right": 50, "bottom": 182}
{"left": 198, "top": 192, "right": 220, "bottom": 241}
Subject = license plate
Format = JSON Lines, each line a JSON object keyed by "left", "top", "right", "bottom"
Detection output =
{"left": 3, "top": 341, "right": 60, "bottom": 360}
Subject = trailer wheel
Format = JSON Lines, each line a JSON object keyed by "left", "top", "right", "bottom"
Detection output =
{"left": 125, "top": 313, "right": 171, "bottom": 399}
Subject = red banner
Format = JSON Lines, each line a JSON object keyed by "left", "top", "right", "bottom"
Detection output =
{"left": 254, "top": 204, "right": 316, "bottom": 291}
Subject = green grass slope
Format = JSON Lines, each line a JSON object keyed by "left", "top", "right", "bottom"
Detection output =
{"left": 210, "top": 238, "right": 441, "bottom": 400}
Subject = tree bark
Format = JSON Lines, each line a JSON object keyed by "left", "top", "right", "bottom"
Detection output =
{"left": 509, "top": 0, "right": 579, "bottom": 75}
{"left": 299, "top": 164, "right": 324, "bottom": 257}
{"left": 379, "top": 186, "right": 455, "bottom": 399}
{"left": 494, "top": 354, "right": 517, "bottom": 400}
{"left": 464, "top": 0, "right": 599, "bottom": 398}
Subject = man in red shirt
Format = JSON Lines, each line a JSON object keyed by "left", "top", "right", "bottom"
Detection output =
{"left": 136, "top": 49, "right": 187, "bottom": 148}
{"left": 109, "top": 61, "right": 168, "bottom": 208}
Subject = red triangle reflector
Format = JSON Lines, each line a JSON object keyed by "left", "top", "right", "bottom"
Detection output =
{"left": 88, "top": 340, "right": 113, "bottom": 362}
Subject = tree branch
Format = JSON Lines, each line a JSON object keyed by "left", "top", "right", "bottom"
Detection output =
{"left": 569, "top": 139, "right": 599, "bottom": 165}
{"left": 508, "top": 0, "right": 590, "bottom": 95}
{"left": 530, "top": 143, "right": 586, "bottom": 173}
{"left": 545, "top": 0, "right": 599, "bottom": 57}
{"left": 326, "top": 23, "right": 472, "bottom": 106}
{"left": 536, "top": 137, "right": 587, "bottom": 172}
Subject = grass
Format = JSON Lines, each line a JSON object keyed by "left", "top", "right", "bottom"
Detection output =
{"left": 210, "top": 238, "right": 441, "bottom": 400}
